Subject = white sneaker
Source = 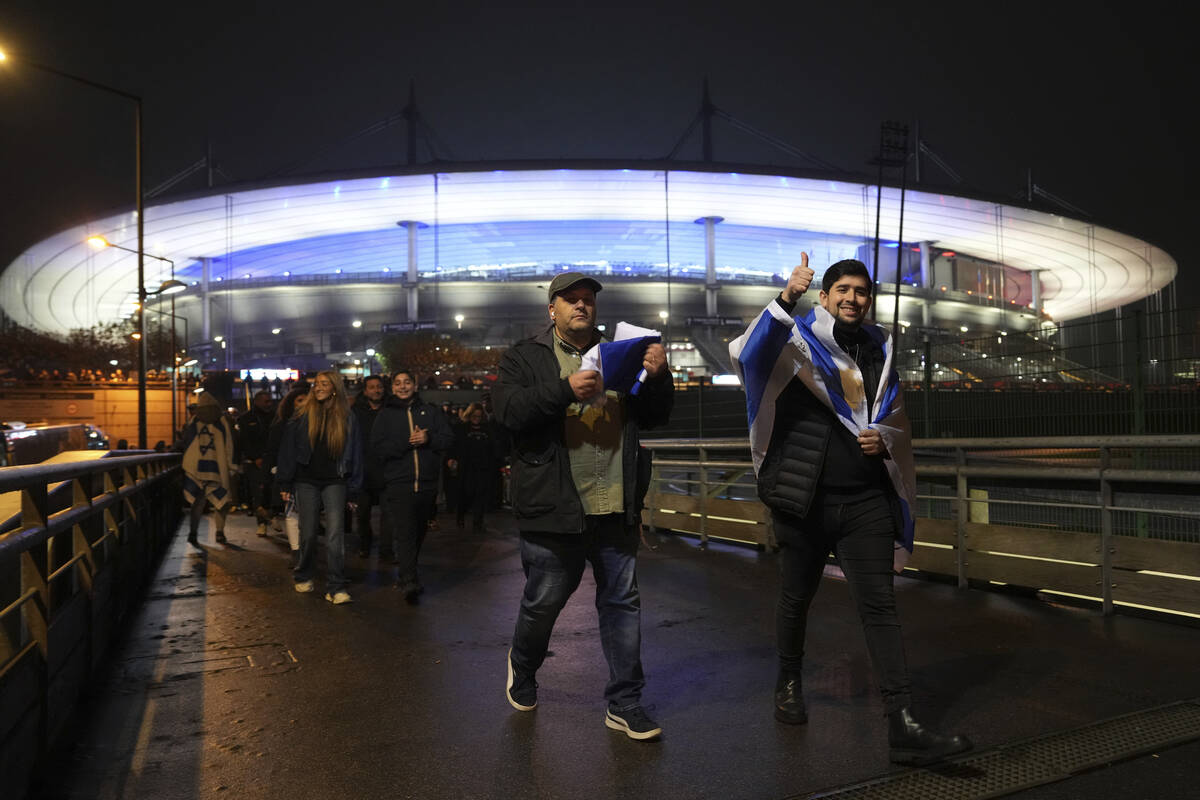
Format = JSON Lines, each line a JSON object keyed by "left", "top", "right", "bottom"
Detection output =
{"left": 294, "top": 580, "right": 314, "bottom": 593}
{"left": 325, "top": 590, "right": 353, "bottom": 604}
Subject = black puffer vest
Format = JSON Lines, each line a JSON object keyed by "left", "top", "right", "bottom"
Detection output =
{"left": 756, "top": 378, "right": 834, "bottom": 518}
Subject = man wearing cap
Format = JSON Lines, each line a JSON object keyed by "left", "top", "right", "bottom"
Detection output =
{"left": 494, "top": 272, "right": 673, "bottom": 740}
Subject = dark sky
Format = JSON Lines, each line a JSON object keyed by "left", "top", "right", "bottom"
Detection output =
{"left": 1, "top": 2, "right": 1192, "bottom": 310}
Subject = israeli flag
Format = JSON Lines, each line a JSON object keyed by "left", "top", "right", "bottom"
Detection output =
{"left": 728, "top": 301, "right": 916, "bottom": 569}
{"left": 581, "top": 322, "right": 662, "bottom": 395}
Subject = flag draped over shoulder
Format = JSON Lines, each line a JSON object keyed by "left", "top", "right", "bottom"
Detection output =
{"left": 580, "top": 322, "right": 662, "bottom": 395}
{"left": 728, "top": 302, "right": 916, "bottom": 566}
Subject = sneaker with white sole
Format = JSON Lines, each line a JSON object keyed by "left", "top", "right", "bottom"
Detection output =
{"left": 605, "top": 706, "right": 662, "bottom": 740}
{"left": 325, "top": 590, "right": 353, "bottom": 604}
{"left": 294, "top": 580, "right": 314, "bottom": 593}
{"left": 505, "top": 648, "right": 537, "bottom": 711}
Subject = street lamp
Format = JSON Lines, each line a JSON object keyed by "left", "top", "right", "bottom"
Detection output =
{"left": 91, "top": 236, "right": 188, "bottom": 435}
{"left": 4, "top": 52, "right": 149, "bottom": 446}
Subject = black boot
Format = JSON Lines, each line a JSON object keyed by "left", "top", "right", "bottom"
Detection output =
{"left": 774, "top": 670, "right": 807, "bottom": 724}
{"left": 888, "top": 707, "right": 972, "bottom": 766}
{"left": 187, "top": 529, "right": 199, "bottom": 546}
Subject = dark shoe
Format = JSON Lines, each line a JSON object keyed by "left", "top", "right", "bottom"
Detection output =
{"left": 215, "top": 530, "right": 227, "bottom": 544}
{"left": 187, "top": 531, "right": 199, "bottom": 546}
{"left": 505, "top": 648, "right": 537, "bottom": 711}
{"left": 774, "top": 671, "right": 807, "bottom": 725}
{"left": 605, "top": 705, "right": 662, "bottom": 741}
{"left": 401, "top": 580, "right": 422, "bottom": 605}
{"left": 888, "top": 707, "right": 973, "bottom": 766}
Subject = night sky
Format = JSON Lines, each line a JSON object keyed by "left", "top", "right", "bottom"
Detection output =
{"left": 1, "top": 2, "right": 1192, "bottom": 315}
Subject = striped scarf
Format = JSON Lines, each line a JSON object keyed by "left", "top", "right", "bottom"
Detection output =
{"left": 728, "top": 302, "right": 916, "bottom": 567}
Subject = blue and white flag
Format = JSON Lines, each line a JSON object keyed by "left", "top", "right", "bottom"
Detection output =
{"left": 581, "top": 322, "right": 662, "bottom": 395}
{"left": 728, "top": 302, "right": 916, "bottom": 569}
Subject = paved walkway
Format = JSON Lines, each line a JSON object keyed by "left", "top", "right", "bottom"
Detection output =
{"left": 35, "top": 508, "right": 1200, "bottom": 799}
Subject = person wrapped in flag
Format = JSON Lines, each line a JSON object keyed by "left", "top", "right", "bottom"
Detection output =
{"left": 728, "top": 254, "right": 971, "bottom": 766}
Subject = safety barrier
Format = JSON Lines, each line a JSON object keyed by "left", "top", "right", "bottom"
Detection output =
{"left": 0, "top": 452, "right": 182, "bottom": 800}
{"left": 642, "top": 435, "right": 1200, "bottom": 619}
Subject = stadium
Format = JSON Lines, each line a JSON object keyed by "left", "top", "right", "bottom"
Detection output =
{"left": 0, "top": 160, "right": 1178, "bottom": 388}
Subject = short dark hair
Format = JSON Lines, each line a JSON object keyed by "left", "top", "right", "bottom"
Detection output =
{"left": 822, "top": 259, "right": 873, "bottom": 294}
{"left": 363, "top": 374, "right": 385, "bottom": 388}
{"left": 391, "top": 368, "right": 416, "bottom": 384}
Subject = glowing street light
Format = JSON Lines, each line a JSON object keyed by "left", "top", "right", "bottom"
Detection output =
{"left": 455, "top": 313, "right": 465, "bottom": 329}
{"left": 4, "top": 51, "right": 150, "bottom": 445}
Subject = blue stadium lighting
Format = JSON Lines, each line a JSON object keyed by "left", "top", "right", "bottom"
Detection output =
{"left": 0, "top": 167, "right": 1176, "bottom": 334}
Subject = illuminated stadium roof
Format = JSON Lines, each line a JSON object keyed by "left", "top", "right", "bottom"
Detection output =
{"left": 0, "top": 164, "right": 1177, "bottom": 336}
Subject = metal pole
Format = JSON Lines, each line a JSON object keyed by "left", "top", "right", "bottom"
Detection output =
{"left": 170, "top": 294, "right": 178, "bottom": 435}
{"left": 136, "top": 98, "right": 147, "bottom": 449}
{"left": 891, "top": 140, "right": 908, "bottom": 341}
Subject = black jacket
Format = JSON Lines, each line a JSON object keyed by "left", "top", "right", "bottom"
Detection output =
{"left": 236, "top": 407, "right": 273, "bottom": 462}
{"left": 493, "top": 324, "right": 673, "bottom": 534}
{"left": 351, "top": 392, "right": 386, "bottom": 490}
{"left": 757, "top": 297, "right": 891, "bottom": 521}
{"left": 369, "top": 394, "right": 453, "bottom": 493}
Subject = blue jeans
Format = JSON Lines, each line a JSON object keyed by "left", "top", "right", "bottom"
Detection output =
{"left": 511, "top": 514, "right": 644, "bottom": 709}
{"left": 294, "top": 481, "right": 348, "bottom": 592}
{"left": 773, "top": 492, "right": 912, "bottom": 713}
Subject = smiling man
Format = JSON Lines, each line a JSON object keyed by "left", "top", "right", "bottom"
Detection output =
{"left": 493, "top": 272, "right": 673, "bottom": 741}
{"left": 729, "top": 255, "right": 972, "bottom": 766}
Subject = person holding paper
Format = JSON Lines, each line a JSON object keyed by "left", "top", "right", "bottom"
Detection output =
{"left": 728, "top": 255, "right": 971, "bottom": 766}
{"left": 494, "top": 272, "right": 673, "bottom": 741}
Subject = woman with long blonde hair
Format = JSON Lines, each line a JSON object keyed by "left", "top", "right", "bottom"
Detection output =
{"left": 277, "top": 371, "right": 363, "bottom": 604}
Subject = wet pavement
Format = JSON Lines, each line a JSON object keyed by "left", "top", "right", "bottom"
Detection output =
{"left": 33, "top": 508, "right": 1200, "bottom": 799}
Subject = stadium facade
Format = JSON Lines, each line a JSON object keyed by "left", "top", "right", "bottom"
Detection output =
{"left": 0, "top": 161, "right": 1177, "bottom": 375}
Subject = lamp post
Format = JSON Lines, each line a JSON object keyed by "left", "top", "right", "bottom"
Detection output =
{"left": 139, "top": 303, "right": 189, "bottom": 433}
{"left": 3, "top": 52, "right": 147, "bottom": 445}
{"left": 90, "top": 237, "right": 185, "bottom": 441}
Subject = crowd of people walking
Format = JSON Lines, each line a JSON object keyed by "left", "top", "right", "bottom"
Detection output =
{"left": 179, "top": 369, "right": 510, "bottom": 607}
{"left": 172, "top": 263, "right": 973, "bottom": 760}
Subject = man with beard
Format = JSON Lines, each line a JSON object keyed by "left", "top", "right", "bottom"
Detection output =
{"left": 494, "top": 272, "right": 673, "bottom": 741}
{"left": 729, "top": 255, "right": 972, "bottom": 766}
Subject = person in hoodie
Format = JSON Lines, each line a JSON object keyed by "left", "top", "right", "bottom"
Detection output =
{"left": 351, "top": 375, "right": 388, "bottom": 558}
{"left": 370, "top": 368, "right": 453, "bottom": 603}
{"left": 179, "top": 391, "right": 237, "bottom": 546}
{"left": 276, "top": 371, "right": 363, "bottom": 605}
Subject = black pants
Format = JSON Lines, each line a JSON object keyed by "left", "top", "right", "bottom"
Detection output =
{"left": 355, "top": 487, "right": 383, "bottom": 550}
{"left": 457, "top": 471, "right": 492, "bottom": 527}
{"left": 773, "top": 493, "right": 912, "bottom": 713}
{"left": 243, "top": 462, "right": 271, "bottom": 522}
{"left": 383, "top": 483, "right": 437, "bottom": 585}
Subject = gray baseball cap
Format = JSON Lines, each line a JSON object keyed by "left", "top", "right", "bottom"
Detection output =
{"left": 547, "top": 272, "right": 603, "bottom": 301}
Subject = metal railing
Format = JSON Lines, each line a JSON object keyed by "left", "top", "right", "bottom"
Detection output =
{"left": 0, "top": 452, "right": 182, "bottom": 799}
{"left": 642, "top": 435, "right": 1200, "bottom": 620}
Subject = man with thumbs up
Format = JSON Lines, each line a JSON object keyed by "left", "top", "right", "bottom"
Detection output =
{"left": 729, "top": 255, "right": 972, "bottom": 766}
